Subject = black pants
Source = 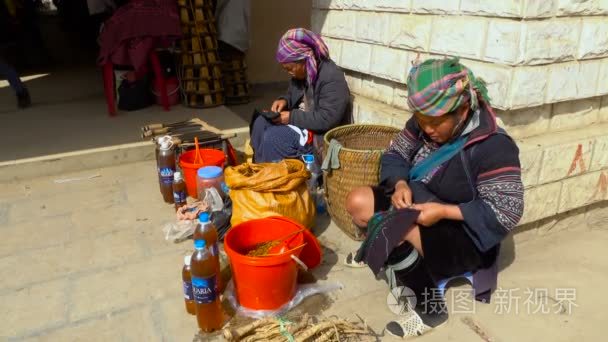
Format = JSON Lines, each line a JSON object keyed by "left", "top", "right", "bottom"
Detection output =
{"left": 372, "top": 186, "right": 497, "bottom": 279}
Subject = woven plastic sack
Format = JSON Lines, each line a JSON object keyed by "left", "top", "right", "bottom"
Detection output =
{"left": 224, "top": 159, "right": 315, "bottom": 228}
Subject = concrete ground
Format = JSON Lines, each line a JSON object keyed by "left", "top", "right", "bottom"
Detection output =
{"left": 1, "top": 159, "right": 607, "bottom": 341}
{"left": 0, "top": 66, "right": 285, "bottom": 161}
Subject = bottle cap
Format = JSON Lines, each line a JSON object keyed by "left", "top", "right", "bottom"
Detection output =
{"left": 197, "top": 166, "right": 223, "bottom": 179}
{"left": 157, "top": 135, "right": 170, "bottom": 145}
{"left": 302, "top": 154, "right": 314, "bottom": 164}
{"left": 198, "top": 212, "right": 210, "bottom": 222}
{"left": 174, "top": 171, "right": 183, "bottom": 181}
{"left": 184, "top": 255, "right": 191, "bottom": 265}
{"left": 194, "top": 239, "right": 207, "bottom": 249}
{"left": 160, "top": 139, "right": 172, "bottom": 149}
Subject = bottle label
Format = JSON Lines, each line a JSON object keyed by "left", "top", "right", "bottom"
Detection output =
{"left": 183, "top": 281, "right": 193, "bottom": 300}
{"left": 173, "top": 190, "right": 186, "bottom": 203}
{"left": 211, "top": 243, "right": 219, "bottom": 257}
{"left": 159, "top": 167, "right": 174, "bottom": 185}
{"left": 192, "top": 276, "right": 217, "bottom": 303}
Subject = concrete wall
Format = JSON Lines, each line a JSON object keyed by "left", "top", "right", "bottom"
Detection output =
{"left": 245, "top": 0, "right": 312, "bottom": 84}
{"left": 311, "top": 0, "right": 608, "bottom": 228}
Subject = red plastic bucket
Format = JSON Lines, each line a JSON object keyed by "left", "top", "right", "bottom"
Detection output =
{"left": 179, "top": 148, "right": 225, "bottom": 198}
{"left": 224, "top": 217, "right": 310, "bottom": 310}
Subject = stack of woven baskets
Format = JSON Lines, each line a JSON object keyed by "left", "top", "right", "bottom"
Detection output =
{"left": 218, "top": 42, "right": 250, "bottom": 105}
{"left": 323, "top": 124, "right": 401, "bottom": 240}
{"left": 177, "top": 0, "right": 224, "bottom": 108}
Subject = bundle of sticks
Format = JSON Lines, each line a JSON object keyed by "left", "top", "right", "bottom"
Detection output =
{"left": 219, "top": 314, "right": 374, "bottom": 342}
{"left": 141, "top": 118, "right": 232, "bottom": 146}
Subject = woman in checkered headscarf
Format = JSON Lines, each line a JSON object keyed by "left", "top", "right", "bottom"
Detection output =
{"left": 406, "top": 57, "right": 490, "bottom": 118}
{"left": 275, "top": 28, "right": 329, "bottom": 88}
{"left": 345, "top": 57, "right": 524, "bottom": 338}
{"left": 250, "top": 28, "right": 351, "bottom": 163}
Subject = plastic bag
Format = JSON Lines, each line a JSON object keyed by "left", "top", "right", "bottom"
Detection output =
{"left": 223, "top": 280, "right": 343, "bottom": 319}
{"left": 224, "top": 159, "right": 315, "bottom": 228}
{"left": 214, "top": 196, "right": 232, "bottom": 241}
{"left": 202, "top": 187, "right": 224, "bottom": 212}
{"left": 170, "top": 197, "right": 232, "bottom": 241}
{"left": 162, "top": 220, "right": 198, "bottom": 243}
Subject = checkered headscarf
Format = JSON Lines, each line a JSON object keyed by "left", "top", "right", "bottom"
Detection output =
{"left": 407, "top": 57, "right": 490, "bottom": 116}
{"left": 276, "top": 28, "right": 329, "bottom": 86}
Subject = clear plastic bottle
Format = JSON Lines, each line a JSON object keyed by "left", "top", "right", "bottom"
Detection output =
{"left": 191, "top": 213, "right": 223, "bottom": 332}
{"left": 302, "top": 154, "right": 326, "bottom": 214}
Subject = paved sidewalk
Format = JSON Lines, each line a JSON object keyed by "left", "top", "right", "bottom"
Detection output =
{"left": 1, "top": 160, "right": 606, "bottom": 341}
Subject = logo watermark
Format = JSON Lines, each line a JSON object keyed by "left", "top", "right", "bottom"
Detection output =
{"left": 386, "top": 286, "right": 578, "bottom": 315}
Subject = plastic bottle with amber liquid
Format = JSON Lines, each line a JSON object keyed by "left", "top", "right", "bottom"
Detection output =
{"left": 191, "top": 213, "right": 223, "bottom": 332}
{"left": 173, "top": 172, "right": 187, "bottom": 211}
{"left": 193, "top": 212, "right": 222, "bottom": 293}
{"left": 182, "top": 255, "right": 196, "bottom": 315}
{"left": 155, "top": 136, "right": 171, "bottom": 195}
{"left": 157, "top": 139, "right": 176, "bottom": 204}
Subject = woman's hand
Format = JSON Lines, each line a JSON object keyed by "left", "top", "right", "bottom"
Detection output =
{"left": 273, "top": 111, "right": 290, "bottom": 125}
{"left": 411, "top": 202, "right": 446, "bottom": 226}
{"left": 391, "top": 180, "right": 413, "bottom": 209}
{"left": 411, "top": 203, "right": 463, "bottom": 226}
{"left": 271, "top": 99, "right": 288, "bottom": 112}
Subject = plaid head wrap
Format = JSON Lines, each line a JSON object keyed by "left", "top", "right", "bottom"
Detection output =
{"left": 407, "top": 57, "right": 490, "bottom": 117}
{"left": 276, "top": 28, "right": 329, "bottom": 86}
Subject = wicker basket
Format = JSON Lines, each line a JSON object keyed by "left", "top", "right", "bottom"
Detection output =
{"left": 323, "top": 124, "right": 400, "bottom": 240}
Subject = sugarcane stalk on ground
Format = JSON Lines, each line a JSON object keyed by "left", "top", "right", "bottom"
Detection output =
{"left": 294, "top": 321, "right": 346, "bottom": 341}
{"left": 142, "top": 118, "right": 222, "bottom": 134}
{"left": 289, "top": 313, "right": 310, "bottom": 335}
{"left": 142, "top": 121, "right": 220, "bottom": 137}
{"left": 142, "top": 126, "right": 210, "bottom": 138}
{"left": 149, "top": 130, "right": 234, "bottom": 146}
{"left": 221, "top": 315, "right": 373, "bottom": 342}
{"left": 142, "top": 117, "right": 214, "bottom": 131}
{"left": 223, "top": 317, "right": 275, "bottom": 341}
{"left": 142, "top": 118, "right": 197, "bottom": 131}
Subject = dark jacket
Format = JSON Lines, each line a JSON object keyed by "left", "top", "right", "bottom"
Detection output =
{"left": 380, "top": 105, "right": 524, "bottom": 253}
{"left": 280, "top": 59, "right": 352, "bottom": 134}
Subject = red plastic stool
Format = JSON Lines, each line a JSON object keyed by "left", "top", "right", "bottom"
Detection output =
{"left": 102, "top": 50, "right": 170, "bottom": 116}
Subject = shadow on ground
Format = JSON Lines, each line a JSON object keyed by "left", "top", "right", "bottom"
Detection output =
{"left": 498, "top": 234, "right": 517, "bottom": 271}
{"left": 0, "top": 66, "right": 249, "bottom": 161}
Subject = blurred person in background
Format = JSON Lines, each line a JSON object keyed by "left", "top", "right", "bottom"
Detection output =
{"left": 1, "top": 0, "right": 31, "bottom": 108}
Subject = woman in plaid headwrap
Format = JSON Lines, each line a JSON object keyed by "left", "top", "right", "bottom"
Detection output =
{"left": 250, "top": 28, "right": 351, "bottom": 163}
{"left": 346, "top": 58, "right": 524, "bottom": 337}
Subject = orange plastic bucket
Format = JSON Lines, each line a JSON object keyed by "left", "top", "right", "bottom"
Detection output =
{"left": 224, "top": 217, "right": 309, "bottom": 310}
{"left": 179, "top": 148, "right": 225, "bottom": 198}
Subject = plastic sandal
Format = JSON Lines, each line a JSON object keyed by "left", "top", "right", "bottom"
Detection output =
{"left": 385, "top": 310, "right": 431, "bottom": 338}
{"left": 385, "top": 300, "right": 448, "bottom": 338}
{"left": 343, "top": 251, "right": 367, "bottom": 268}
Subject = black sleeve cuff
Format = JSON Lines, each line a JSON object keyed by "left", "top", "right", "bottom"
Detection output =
{"left": 380, "top": 176, "right": 407, "bottom": 194}
{"left": 277, "top": 96, "right": 290, "bottom": 108}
